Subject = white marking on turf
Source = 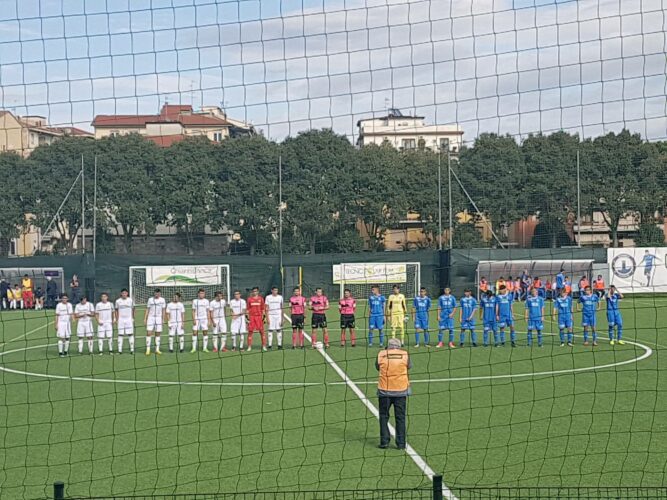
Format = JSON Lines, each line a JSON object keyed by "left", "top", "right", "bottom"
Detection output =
{"left": 283, "top": 314, "right": 459, "bottom": 500}
{"left": 0, "top": 321, "right": 50, "bottom": 346}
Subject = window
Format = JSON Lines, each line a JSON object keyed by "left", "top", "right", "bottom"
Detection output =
{"left": 440, "top": 138, "right": 450, "bottom": 150}
{"left": 213, "top": 132, "right": 223, "bottom": 142}
{"left": 110, "top": 130, "right": 120, "bottom": 137}
{"left": 402, "top": 138, "right": 416, "bottom": 150}
{"left": 9, "top": 240, "right": 16, "bottom": 256}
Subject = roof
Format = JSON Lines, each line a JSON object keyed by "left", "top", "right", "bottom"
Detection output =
{"left": 92, "top": 104, "right": 232, "bottom": 128}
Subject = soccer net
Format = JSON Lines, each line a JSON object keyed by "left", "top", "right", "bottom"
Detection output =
{"left": 129, "top": 265, "right": 231, "bottom": 305}
{"left": 334, "top": 262, "right": 421, "bottom": 299}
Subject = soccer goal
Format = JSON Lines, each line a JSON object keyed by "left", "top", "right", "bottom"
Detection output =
{"left": 333, "top": 262, "right": 421, "bottom": 299}
{"left": 129, "top": 265, "right": 231, "bottom": 305}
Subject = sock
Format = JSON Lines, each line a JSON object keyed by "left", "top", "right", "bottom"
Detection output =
{"left": 471, "top": 331, "right": 477, "bottom": 344}
{"left": 609, "top": 327, "right": 614, "bottom": 341}
{"left": 203, "top": 335, "right": 208, "bottom": 349}
{"left": 155, "top": 337, "right": 161, "bottom": 350}
{"left": 323, "top": 332, "right": 329, "bottom": 345}
{"left": 424, "top": 331, "right": 430, "bottom": 344}
{"left": 527, "top": 331, "right": 533, "bottom": 346}
{"left": 399, "top": 328, "right": 404, "bottom": 345}
{"left": 341, "top": 331, "right": 346, "bottom": 345}
{"left": 567, "top": 332, "right": 573, "bottom": 343}
{"left": 510, "top": 330, "right": 516, "bottom": 342}
{"left": 146, "top": 336, "right": 152, "bottom": 350}
{"left": 493, "top": 332, "right": 499, "bottom": 344}
{"left": 213, "top": 336, "right": 219, "bottom": 350}
{"left": 268, "top": 330, "right": 273, "bottom": 347}
{"left": 276, "top": 330, "right": 282, "bottom": 346}
{"left": 617, "top": 326, "right": 623, "bottom": 340}
{"left": 240, "top": 334, "right": 245, "bottom": 349}
{"left": 299, "top": 331, "right": 304, "bottom": 347}
{"left": 118, "top": 337, "right": 123, "bottom": 353}
{"left": 559, "top": 330, "right": 565, "bottom": 343}
{"left": 379, "top": 330, "right": 384, "bottom": 345}
{"left": 64, "top": 340, "right": 70, "bottom": 352}
{"left": 311, "top": 332, "right": 317, "bottom": 345}
{"left": 98, "top": 339, "right": 104, "bottom": 352}
{"left": 459, "top": 331, "right": 465, "bottom": 344}
{"left": 261, "top": 331, "right": 266, "bottom": 347}
{"left": 179, "top": 336, "right": 185, "bottom": 350}
{"left": 438, "top": 331, "right": 444, "bottom": 343}
{"left": 448, "top": 330, "right": 454, "bottom": 343}
{"left": 415, "top": 332, "right": 420, "bottom": 345}
{"left": 87, "top": 339, "right": 93, "bottom": 353}
{"left": 58, "top": 340, "right": 64, "bottom": 353}
{"left": 291, "top": 331, "right": 296, "bottom": 347}
{"left": 221, "top": 334, "right": 227, "bottom": 348}
{"left": 78, "top": 339, "right": 84, "bottom": 353}
{"left": 169, "top": 336, "right": 175, "bottom": 350}
{"left": 128, "top": 336, "right": 135, "bottom": 351}
{"left": 192, "top": 335, "right": 198, "bottom": 351}
{"left": 108, "top": 338, "right": 113, "bottom": 352}
{"left": 483, "top": 331, "right": 489, "bottom": 345}
{"left": 350, "top": 330, "right": 356, "bottom": 345}
{"left": 592, "top": 331, "right": 597, "bottom": 342}
{"left": 500, "top": 331, "right": 506, "bottom": 343}
{"left": 369, "top": 332, "right": 374, "bottom": 345}
{"left": 537, "top": 331, "right": 543, "bottom": 346}
{"left": 248, "top": 332, "right": 253, "bottom": 347}
{"left": 583, "top": 330, "right": 589, "bottom": 342}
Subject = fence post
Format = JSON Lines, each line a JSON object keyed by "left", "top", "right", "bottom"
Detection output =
{"left": 433, "top": 475, "right": 443, "bottom": 500}
{"left": 53, "top": 481, "right": 64, "bottom": 500}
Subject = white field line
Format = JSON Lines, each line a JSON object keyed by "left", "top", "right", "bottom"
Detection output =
{"left": 0, "top": 321, "right": 50, "bottom": 346}
{"left": 283, "top": 314, "right": 458, "bottom": 500}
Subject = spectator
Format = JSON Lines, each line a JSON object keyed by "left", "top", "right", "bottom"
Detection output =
{"left": 21, "top": 274, "right": 34, "bottom": 309}
{"left": 9, "top": 284, "right": 22, "bottom": 309}
{"left": 34, "top": 287, "right": 44, "bottom": 310}
{"left": 69, "top": 275, "right": 81, "bottom": 304}
{"left": 0, "top": 279, "right": 9, "bottom": 310}
{"left": 46, "top": 277, "right": 58, "bottom": 309}
{"left": 376, "top": 337, "right": 411, "bottom": 450}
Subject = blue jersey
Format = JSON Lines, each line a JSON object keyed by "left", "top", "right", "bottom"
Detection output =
{"left": 368, "top": 294, "right": 386, "bottom": 316}
{"left": 438, "top": 295, "right": 457, "bottom": 320}
{"left": 579, "top": 293, "right": 600, "bottom": 315}
{"left": 556, "top": 273, "right": 565, "bottom": 288}
{"left": 526, "top": 296, "right": 544, "bottom": 321}
{"left": 555, "top": 296, "right": 573, "bottom": 319}
{"left": 460, "top": 296, "right": 478, "bottom": 320}
{"left": 481, "top": 296, "right": 497, "bottom": 323}
{"left": 642, "top": 254, "right": 657, "bottom": 269}
{"left": 413, "top": 296, "right": 432, "bottom": 316}
{"left": 496, "top": 293, "right": 513, "bottom": 318}
{"left": 606, "top": 292, "right": 622, "bottom": 311}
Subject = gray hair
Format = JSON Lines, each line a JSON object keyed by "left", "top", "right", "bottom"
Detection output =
{"left": 387, "top": 338, "right": 402, "bottom": 349}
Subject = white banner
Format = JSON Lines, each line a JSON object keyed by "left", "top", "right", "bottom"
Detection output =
{"left": 146, "top": 266, "right": 222, "bottom": 287}
{"left": 608, "top": 247, "right": 667, "bottom": 293}
{"left": 333, "top": 263, "right": 407, "bottom": 284}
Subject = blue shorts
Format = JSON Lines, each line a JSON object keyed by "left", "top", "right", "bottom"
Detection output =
{"left": 461, "top": 320, "right": 475, "bottom": 330}
{"left": 582, "top": 314, "right": 596, "bottom": 327}
{"left": 483, "top": 321, "right": 496, "bottom": 332}
{"left": 414, "top": 315, "right": 429, "bottom": 330}
{"left": 369, "top": 314, "right": 385, "bottom": 330}
{"left": 607, "top": 311, "right": 623, "bottom": 327}
{"left": 439, "top": 317, "right": 454, "bottom": 330}
{"left": 558, "top": 317, "right": 573, "bottom": 329}
{"left": 528, "top": 320, "right": 543, "bottom": 331}
{"left": 498, "top": 316, "right": 513, "bottom": 329}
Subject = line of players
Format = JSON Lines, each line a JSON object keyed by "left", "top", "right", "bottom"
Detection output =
{"left": 53, "top": 282, "right": 625, "bottom": 356}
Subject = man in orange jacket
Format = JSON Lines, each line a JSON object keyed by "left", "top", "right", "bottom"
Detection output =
{"left": 376, "top": 337, "right": 412, "bottom": 449}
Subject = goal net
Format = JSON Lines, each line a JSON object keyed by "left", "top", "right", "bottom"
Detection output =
{"left": 334, "top": 262, "right": 421, "bottom": 299}
{"left": 129, "top": 265, "right": 231, "bottom": 305}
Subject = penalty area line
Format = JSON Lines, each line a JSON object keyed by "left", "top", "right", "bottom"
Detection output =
{"left": 283, "top": 314, "right": 458, "bottom": 500}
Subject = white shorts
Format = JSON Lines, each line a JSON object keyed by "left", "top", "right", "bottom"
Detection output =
{"left": 146, "top": 317, "right": 163, "bottom": 333}
{"left": 57, "top": 322, "right": 71, "bottom": 339}
{"left": 193, "top": 319, "right": 209, "bottom": 332}
{"left": 77, "top": 322, "right": 94, "bottom": 337}
{"left": 169, "top": 322, "right": 184, "bottom": 336}
{"left": 268, "top": 314, "right": 282, "bottom": 331}
{"left": 213, "top": 320, "right": 227, "bottom": 335}
{"left": 231, "top": 316, "right": 246, "bottom": 334}
{"left": 97, "top": 323, "right": 113, "bottom": 338}
{"left": 117, "top": 319, "right": 134, "bottom": 336}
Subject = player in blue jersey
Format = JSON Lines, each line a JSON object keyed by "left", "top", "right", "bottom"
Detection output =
{"left": 495, "top": 286, "right": 516, "bottom": 347}
{"left": 578, "top": 285, "right": 600, "bottom": 346}
{"left": 553, "top": 288, "right": 574, "bottom": 346}
{"left": 479, "top": 290, "right": 497, "bottom": 347}
{"left": 606, "top": 285, "right": 624, "bottom": 345}
{"left": 412, "top": 287, "right": 432, "bottom": 347}
{"left": 459, "top": 289, "right": 478, "bottom": 347}
{"left": 555, "top": 269, "right": 565, "bottom": 294}
{"left": 525, "top": 288, "right": 545, "bottom": 347}
{"left": 437, "top": 288, "right": 457, "bottom": 349}
{"left": 368, "top": 286, "right": 386, "bottom": 347}
{"left": 639, "top": 250, "right": 661, "bottom": 287}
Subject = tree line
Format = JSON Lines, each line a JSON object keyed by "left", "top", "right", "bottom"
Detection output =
{"left": 0, "top": 128, "right": 665, "bottom": 256}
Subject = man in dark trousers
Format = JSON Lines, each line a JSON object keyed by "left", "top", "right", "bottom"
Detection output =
{"left": 46, "top": 277, "right": 58, "bottom": 309}
{"left": 0, "top": 278, "right": 9, "bottom": 310}
{"left": 376, "top": 337, "right": 412, "bottom": 449}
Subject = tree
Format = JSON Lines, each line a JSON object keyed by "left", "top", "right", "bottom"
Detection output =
{"left": 452, "top": 222, "right": 487, "bottom": 249}
{"left": 634, "top": 223, "right": 665, "bottom": 247}
{"left": 0, "top": 153, "right": 31, "bottom": 256}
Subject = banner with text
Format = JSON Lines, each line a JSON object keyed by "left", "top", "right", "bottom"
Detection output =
{"left": 146, "top": 265, "right": 223, "bottom": 287}
{"left": 333, "top": 263, "right": 407, "bottom": 284}
{"left": 608, "top": 247, "right": 667, "bottom": 293}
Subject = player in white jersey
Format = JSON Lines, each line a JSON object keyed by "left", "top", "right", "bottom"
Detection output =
{"left": 209, "top": 291, "right": 228, "bottom": 353}
{"left": 229, "top": 290, "right": 247, "bottom": 351}
{"left": 265, "top": 287, "right": 284, "bottom": 349}
{"left": 75, "top": 296, "right": 96, "bottom": 354}
{"left": 144, "top": 288, "right": 167, "bottom": 355}
{"left": 55, "top": 294, "right": 73, "bottom": 357}
{"left": 95, "top": 293, "right": 115, "bottom": 355}
{"left": 191, "top": 288, "right": 210, "bottom": 353}
{"left": 115, "top": 288, "right": 135, "bottom": 354}
{"left": 167, "top": 293, "right": 186, "bottom": 353}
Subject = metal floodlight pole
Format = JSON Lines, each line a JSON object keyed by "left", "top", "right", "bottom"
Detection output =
{"left": 437, "top": 150, "right": 443, "bottom": 250}
{"left": 93, "top": 155, "right": 98, "bottom": 260}
{"left": 576, "top": 149, "right": 582, "bottom": 247}
{"left": 447, "top": 148, "right": 453, "bottom": 249}
{"left": 81, "top": 154, "right": 85, "bottom": 254}
{"left": 279, "top": 155, "right": 284, "bottom": 289}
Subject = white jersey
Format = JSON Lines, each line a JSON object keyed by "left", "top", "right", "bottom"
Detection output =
{"left": 209, "top": 299, "right": 227, "bottom": 323}
{"left": 115, "top": 297, "right": 134, "bottom": 321}
{"left": 265, "top": 294, "right": 284, "bottom": 316}
{"left": 167, "top": 302, "right": 185, "bottom": 324}
{"left": 147, "top": 296, "right": 167, "bottom": 319}
{"left": 75, "top": 303, "right": 95, "bottom": 324}
{"left": 56, "top": 302, "right": 73, "bottom": 322}
{"left": 229, "top": 298, "right": 247, "bottom": 317}
{"left": 192, "top": 298, "right": 210, "bottom": 320}
{"left": 95, "top": 301, "right": 114, "bottom": 324}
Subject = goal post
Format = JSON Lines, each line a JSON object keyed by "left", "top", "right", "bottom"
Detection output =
{"left": 333, "top": 262, "right": 421, "bottom": 299}
{"left": 129, "top": 264, "right": 231, "bottom": 305}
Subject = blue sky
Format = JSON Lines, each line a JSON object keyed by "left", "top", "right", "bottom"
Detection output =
{"left": 0, "top": 0, "right": 665, "bottom": 144}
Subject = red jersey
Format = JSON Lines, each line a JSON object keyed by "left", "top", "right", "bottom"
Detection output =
{"left": 290, "top": 295, "right": 306, "bottom": 315}
{"left": 310, "top": 295, "right": 329, "bottom": 314}
{"left": 339, "top": 298, "right": 356, "bottom": 315}
{"left": 247, "top": 296, "right": 265, "bottom": 317}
